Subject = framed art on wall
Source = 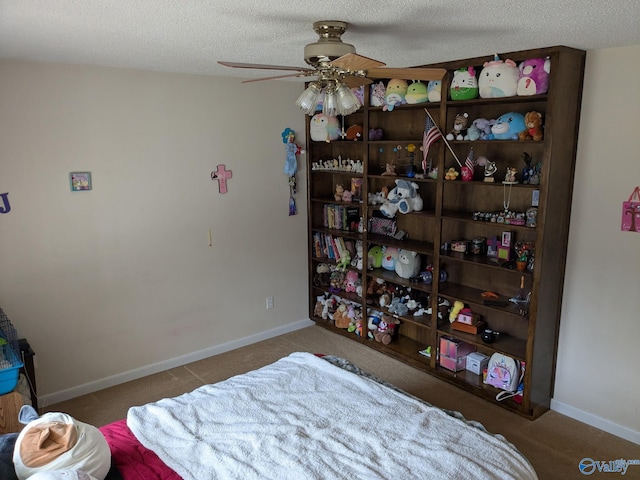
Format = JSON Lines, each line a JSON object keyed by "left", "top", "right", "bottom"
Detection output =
{"left": 69, "top": 172, "right": 92, "bottom": 191}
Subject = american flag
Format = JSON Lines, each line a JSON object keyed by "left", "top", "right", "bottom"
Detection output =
{"left": 422, "top": 114, "right": 442, "bottom": 171}
{"left": 465, "top": 147, "right": 475, "bottom": 170}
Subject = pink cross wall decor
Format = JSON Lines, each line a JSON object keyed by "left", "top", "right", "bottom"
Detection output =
{"left": 211, "top": 164, "right": 232, "bottom": 194}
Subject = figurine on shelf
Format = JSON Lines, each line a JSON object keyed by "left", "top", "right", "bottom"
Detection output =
{"left": 478, "top": 157, "right": 498, "bottom": 183}
{"left": 381, "top": 162, "right": 397, "bottom": 176}
{"left": 529, "top": 161, "right": 542, "bottom": 185}
{"left": 335, "top": 184, "right": 345, "bottom": 201}
{"left": 521, "top": 152, "right": 534, "bottom": 184}
{"left": 503, "top": 167, "right": 518, "bottom": 184}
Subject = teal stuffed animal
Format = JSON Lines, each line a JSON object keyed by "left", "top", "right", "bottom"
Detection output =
{"left": 490, "top": 112, "right": 526, "bottom": 140}
{"left": 427, "top": 80, "right": 441, "bottom": 102}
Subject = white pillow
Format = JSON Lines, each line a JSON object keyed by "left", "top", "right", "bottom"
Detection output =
{"left": 12, "top": 412, "right": 110, "bottom": 480}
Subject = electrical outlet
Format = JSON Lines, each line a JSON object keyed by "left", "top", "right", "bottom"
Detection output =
{"left": 266, "top": 296, "right": 274, "bottom": 310}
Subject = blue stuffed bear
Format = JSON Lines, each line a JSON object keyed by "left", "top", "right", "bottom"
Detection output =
{"left": 489, "top": 112, "right": 526, "bottom": 140}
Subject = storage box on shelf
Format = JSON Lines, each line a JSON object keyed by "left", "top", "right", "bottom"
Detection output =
{"left": 306, "top": 46, "right": 585, "bottom": 418}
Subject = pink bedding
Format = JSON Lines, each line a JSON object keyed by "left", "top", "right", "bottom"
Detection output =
{"left": 99, "top": 419, "right": 179, "bottom": 480}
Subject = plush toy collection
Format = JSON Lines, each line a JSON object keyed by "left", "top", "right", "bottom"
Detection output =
{"left": 312, "top": 53, "right": 550, "bottom": 344}
{"left": 450, "top": 110, "right": 542, "bottom": 146}
{"left": 449, "top": 55, "right": 551, "bottom": 100}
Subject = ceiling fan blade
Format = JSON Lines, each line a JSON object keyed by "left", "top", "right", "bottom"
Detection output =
{"left": 342, "top": 76, "right": 372, "bottom": 89}
{"left": 241, "top": 72, "right": 317, "bottom": 83}
{"left": 330, "top": 53, "right": 385, "bottom": 71}
{"left": 366, "top": 67, "right": 447, "bottom": 82}
{"left": 218, "top": 61, "right": 314, "bottom": 73}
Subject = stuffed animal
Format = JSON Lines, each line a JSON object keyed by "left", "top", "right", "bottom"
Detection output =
{"left": 464, "top": 123, "right": 481, "bottom": 141}
{"left": 368, "top": 127, "right": 383, "bottom": 140}
{"left": 374, "top": 315, "right": 400, "bottom": 344}
{"left": 517, "top": 57, "right": 551, "bottom": 96}
{"left": 368, "top": 245, "right": 384, "bottom": 269}
{"left": 379, "top": 179, "right": 424, "bottom": 218}
{"left": 12, "top": 406, "right": 111, "bottom": 480}
{"left": 313, "top": 263, "right": 331, "bottom": 287}
{"left": 518, "top": 111, "right": 544, "bottom": 141}
{"left": 445, "top": 167, "right": 459, "bottom": 180}
{"left": 427, "top": 80, "right": 442, "bottom": 102}
{"left": 344, "top": 270, "right": 359, "bottom": 293}
{"left": 370, "top": 81, "right": 386, "bottom": 107}
{"left": 383, "top": 79, "right": 408, "bottom": 111}
{"left": 350, "top": 240, "right": 364, "bottom": 270}
{"left": 464, "top": 118, "right": 495, "bottom": 141}
{"left": 333, "top": 303, "right": 351, "bottom": 328}
{"left": 478, "top": 55, "right": 519, "bottom": 98}
{"left": 310, "top": 113, "right": 340, "bottom": 142}
{"left": 446, "top": 113, "right": 469, "bottom": 140}
{"left": 345, "top": 124, "right": 363, "bottom": 141}
{"left": 405, "top": 80, "right": 429, "bottom": 104}
{"left": 381, "top": 246, "right": 399, "bottom": 271}
{"left": 334, "top": 184, "right": 345, "bottom": 201}
{"left": 449, "top": 300, "right": 465, "bottom": 323}
{"left": 367, "top": 190, "right": 387, "bottom": 205}
{"left": 395, "top": 249, "right": 422, "bottom": 279}
{"left": 342, "top": 189, "right": 353, "bottom": 202}
{"left": 450, "top": 67, "right": 479, "bottom": 100}
{"left": 387, "top": 297, "right": 409, "bottom": 316}
{"left": 490, "top": 112, "right": 526, "bottom": 140}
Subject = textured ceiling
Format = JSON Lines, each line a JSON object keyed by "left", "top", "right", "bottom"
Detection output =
{"left": 1, "top": 1, "right": 639, "bottom": 82}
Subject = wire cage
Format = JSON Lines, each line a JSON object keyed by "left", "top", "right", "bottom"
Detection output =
{"left": 0, "top": 308, "right": 24, "bottom": 395}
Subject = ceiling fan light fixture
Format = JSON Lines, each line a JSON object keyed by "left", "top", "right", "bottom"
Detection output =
{"left": 295, "top": 82, "right": 322, "bottom": 116}
{"left": 322, "top": 82, "right": 339, "bottom": 117}
{"left": 335, "top": 82, "right": 361, "bottom": 116}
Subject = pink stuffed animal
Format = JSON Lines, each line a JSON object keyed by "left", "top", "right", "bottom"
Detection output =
{"left": 517, "top": 57, "right": 551, "bottom": 95}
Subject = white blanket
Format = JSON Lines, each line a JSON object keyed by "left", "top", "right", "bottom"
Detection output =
{"left": 127, "top": 352, "right": 537, "bottom": 480}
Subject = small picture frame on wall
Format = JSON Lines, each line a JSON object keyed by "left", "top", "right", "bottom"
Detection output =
{"left": 69, "top": 172, "right": 92, "bottom": 192}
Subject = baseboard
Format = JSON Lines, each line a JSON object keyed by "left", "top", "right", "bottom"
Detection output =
{"left": 39, "top": 318, "right": 314, "bottom": 408}
{"left": 551, "top": 398, "right": 640, "bottom": 445}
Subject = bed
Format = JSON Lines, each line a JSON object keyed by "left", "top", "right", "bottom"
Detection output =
{"left": 99, "top": 352, "right": 537, "bottom": 480}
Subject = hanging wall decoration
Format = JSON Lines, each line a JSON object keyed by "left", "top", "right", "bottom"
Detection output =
{"left": 211, "top": 164, "right": 232, "bottom": 194}
{"left": 0, "top": 193, "right": 10, "bottom": 214}
{"left": 69, "top": 172, "right": 92, "bottom": 191}
{"left": 281, "top": 128, "right": 305, "bottom": 216}
{"left": 621, "top": 186, "right": 640, "bottom": 233}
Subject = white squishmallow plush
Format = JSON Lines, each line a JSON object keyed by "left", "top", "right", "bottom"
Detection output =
{"left": 12, "top": 406, "right": 110, "bottom": 480}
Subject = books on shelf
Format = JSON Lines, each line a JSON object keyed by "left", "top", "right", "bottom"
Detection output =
{"left": 323, "top": 204, "right": 360, "bottom": 232}
{"left": 313, "top": 231, "right": 356, "bottom": 264}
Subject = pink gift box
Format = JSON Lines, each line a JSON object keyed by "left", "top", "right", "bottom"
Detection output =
{"left": 439, "top": 336, "right": 476, "bottom": 372}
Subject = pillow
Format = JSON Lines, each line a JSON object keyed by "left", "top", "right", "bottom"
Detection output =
{"left": 13, "top": 407, "right": 111, "bottom": 480}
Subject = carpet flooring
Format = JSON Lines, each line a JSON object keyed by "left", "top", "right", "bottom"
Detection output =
{"left": 46, "top": 325, "right": 638, "bottom": 479}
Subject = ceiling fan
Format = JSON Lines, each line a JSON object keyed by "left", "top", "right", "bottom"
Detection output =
{"left": 218, "top": 20, "right": 446, "bottom": 116}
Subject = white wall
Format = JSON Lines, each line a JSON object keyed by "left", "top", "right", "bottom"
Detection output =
{"left": 0, "top": 61, "right": 309, "bottom": 402}
{"left": 553, "top": 45, "right": 640, "bottom": 444}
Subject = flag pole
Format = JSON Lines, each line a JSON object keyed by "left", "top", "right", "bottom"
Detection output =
{"left": 424, "top": 108, "right": 463, "bottom": 168}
